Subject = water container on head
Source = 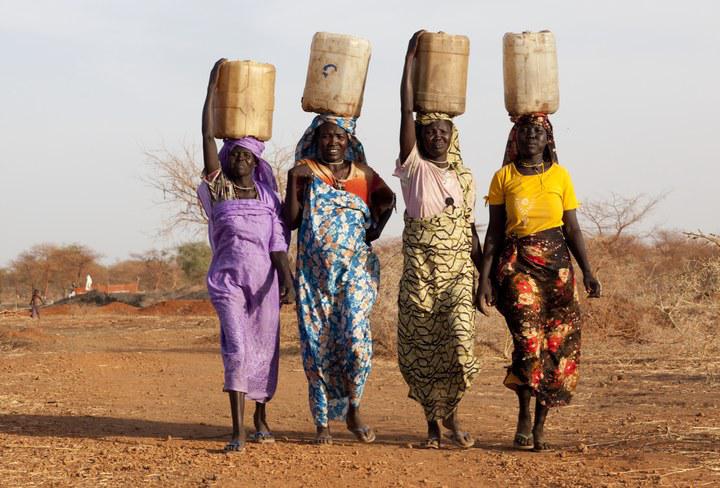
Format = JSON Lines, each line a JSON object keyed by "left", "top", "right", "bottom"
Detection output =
{"left": 503, "top": 31, "right": 559, "bottom": 116}
{"left": 213, "top": 60, "right": 275, "bottom": 141}
{"left": 413, "top": 32, "right": 470, "bottom": 117}
{"left": 301, "top": 32, "right": 372, "bottom": 117}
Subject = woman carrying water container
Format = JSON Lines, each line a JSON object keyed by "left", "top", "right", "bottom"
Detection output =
{"left": 198, "top": 58, "right": 293, "bottom": 452}
{"left": 396, "top": 30, "right": 482, "bottom": 449}
{"left": 477, "top": 31, "right": 601, "bottom": 452}
{"left": 285, "top": 32, "right": 395, "bottom": 445}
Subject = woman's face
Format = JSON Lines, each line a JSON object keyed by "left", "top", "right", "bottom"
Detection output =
{"left": 227, "top": 146, "right": 257, "bottom": 179}
{"left": 317, "top": 122, "right": 349, "bottom": 163}
{"left": 420, "top": 120, "right": 452, "bottom": 160}
{"left": 517, "top": 123, "right": 548, "bottom": 159}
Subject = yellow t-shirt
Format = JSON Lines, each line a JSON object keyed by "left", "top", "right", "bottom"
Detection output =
{"left": 487, "top": 163, "right": 578, "bottom": 237}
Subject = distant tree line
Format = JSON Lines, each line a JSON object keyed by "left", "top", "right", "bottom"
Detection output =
{"left": 0, "top": 242, "right": 211, "bottom": 305}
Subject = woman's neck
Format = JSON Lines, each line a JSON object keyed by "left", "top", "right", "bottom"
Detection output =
{"left": 231, "top": 174, "right": 254, "bottom": 188}
{"left": 319, "top": 156, "right": 347, "bottom": 166}
{"left": 517, "top": 153, "right": 545, "bottom": 165}
{"left": 420, "top": 148, "right": 448, "bottom": 168}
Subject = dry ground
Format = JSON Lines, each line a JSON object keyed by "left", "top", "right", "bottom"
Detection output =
{"left": 1, "top": 303, "right": 719, "bottom": 487}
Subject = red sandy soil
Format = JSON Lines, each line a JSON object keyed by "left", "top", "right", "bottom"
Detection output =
{"left": 1, "top": 308, "right": 718, "bottom": 487}
{"left": 34, "top": 299, "right": 215, "bottom": 317}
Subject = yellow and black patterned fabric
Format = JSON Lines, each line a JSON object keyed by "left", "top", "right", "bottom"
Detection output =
{"left": 398, "top": 160, "right": 480, "bottom": 421}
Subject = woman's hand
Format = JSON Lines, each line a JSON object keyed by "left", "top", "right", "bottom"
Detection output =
{"left": 280, "top": 282, "right": 296, "bottom": 304}
{"left": 583, "top": 273, "right": 602, "bottom": 298}
{"left": 476, "top": 278, "right": 495, "bottom": 316}
{"left": 208, "top": 58, "right": 227, "bottom": 91}
{"left": 406, "top": 30, "right": 426, "bottom": 58}
{"left": 288, "top": 164, "right": 314, "bottom": 182}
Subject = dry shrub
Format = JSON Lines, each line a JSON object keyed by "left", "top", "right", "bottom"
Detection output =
{"left": 369, "top": 231, "right": 720, "bottom": 359}
{"left": 371, "top": 238, "right": 403, "bottom": 356}
{"left": 581, "top": 232, "right": 720, "bottom": 357}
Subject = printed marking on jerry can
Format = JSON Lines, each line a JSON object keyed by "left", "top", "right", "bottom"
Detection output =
{"left": 322, "top": 64, "right": 337, "bottom": 78}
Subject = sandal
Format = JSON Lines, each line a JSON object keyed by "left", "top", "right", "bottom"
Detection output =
{"left": 348, "top": 426, "right": 376, "bottom": 444}
{"left": 421, "top": 437, "right": 441, "bottom": 449}
{"left": 513, "top": 432, "right": 534, "bottom": 450}
{"left": 445, "top": 431, "right": 475, "bottom": 449}
{"left": 251, "top": 431, "right": 275, "bottom": 444}
{"left": 223, "top": 439, "right": 245, "bottom": 452}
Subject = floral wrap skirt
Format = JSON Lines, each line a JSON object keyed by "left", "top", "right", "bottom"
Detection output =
{"left": 495, "top": 227, "right": 582, "bottom": 407}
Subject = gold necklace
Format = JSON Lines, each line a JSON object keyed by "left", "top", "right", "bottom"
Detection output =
{"left": 232, "top": 184, "right": 255, "bottom": 191}
{"left": 516, "top": 160, "right": 544, "bottom": 169}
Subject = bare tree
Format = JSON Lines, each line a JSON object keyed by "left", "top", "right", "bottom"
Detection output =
{"left": 144, "top": 141, "right": 295, "bottom": 237}
{"left": 265, "top": 144, "right": 295, "bottom": 199}
{"left": 578, "top": 192, "right": 667, "bottom": 246}
{"left": 144, "top": 143, "right": 206, "bottom": 238}
{"left": 684, "top": 231, "right": 720, "bottom": 249}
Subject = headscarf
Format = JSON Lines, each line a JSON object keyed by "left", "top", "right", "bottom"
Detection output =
{"left": 294, "top": 114, "right": 366, "bottom": 164}
{"left": 415, "top": 112, "right": 464, "bottom": 170}
{"left": 218, "top": 137, "right": 278, "bottom": 192}
{"left": 502, "top": 113, "right": 558, "bottom": 167}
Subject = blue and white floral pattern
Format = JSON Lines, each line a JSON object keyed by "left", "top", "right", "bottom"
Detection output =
{"left": 295, "top": 177, "right": 379, "bottom": 427}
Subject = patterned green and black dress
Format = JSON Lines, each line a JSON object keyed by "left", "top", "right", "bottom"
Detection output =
{"left": 398, "top": 162, "right": 480, "bottom": 422}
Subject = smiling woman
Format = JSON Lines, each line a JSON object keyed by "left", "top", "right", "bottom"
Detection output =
{"left": 284, "top": 113, "right": 395, "bottom": 445}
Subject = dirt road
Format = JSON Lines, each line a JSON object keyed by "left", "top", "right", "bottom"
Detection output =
{"left": 1, "top": 308, "right": 718, "bottom": 487}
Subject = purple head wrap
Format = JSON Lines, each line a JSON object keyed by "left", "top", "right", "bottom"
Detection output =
{"left": 218, "top": 137, "right": 278, "bottom": 192}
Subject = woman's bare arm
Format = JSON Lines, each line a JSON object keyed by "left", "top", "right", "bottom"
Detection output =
{"left": 399, "top": 30, "right": 425, "bottom": 162}
{"left": 563, "top": 209, "right": 601, "bottom": 298}
{"left": 477, "top": 205, "right": 506, "bottom": 315}
{"left": 202, "top": 58, "right": 226, "bottom": 176}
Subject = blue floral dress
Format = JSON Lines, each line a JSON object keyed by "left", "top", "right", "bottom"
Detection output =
{"left": 295, "top": 177, "right": 379, "bottom": 427}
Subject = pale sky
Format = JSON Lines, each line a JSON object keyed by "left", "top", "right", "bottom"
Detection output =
{"left": 2, "top": 0, "right": 718, "bottom": 265}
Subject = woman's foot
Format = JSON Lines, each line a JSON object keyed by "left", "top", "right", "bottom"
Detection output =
{"left": 513, "top": 407, "right": 533, "bottom": 450}
{"left": 513, "top": 386, "right": 533, "bottom": 450}
{"left": 224, "top": 433, "right": 245, "bottom": 452}
{"left": 532, "top": 399, "right": 551, "bottom": 452}
{"left": 253, "top": 402, "right": 274, "bottom": 443}
{"left": 314, "top": 425, "right": 333, "bottom": 445}
{"left": 532, "top": 426, "right": 552, "bottom": 452}
{"left": 513, "top": 432, "right": 533, "bottom": 450}
{"left": 442, "top": 412, "right": 474, "bottom": 448}
{"left": 346, "top": 405, "right": 375, "bottom": 443}
{"left": 423, "top": 420, "right": 441, "bottom": 449}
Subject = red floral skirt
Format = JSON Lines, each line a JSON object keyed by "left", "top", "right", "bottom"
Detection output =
{"left": 495, "top": 227, "right": 581, "bottom": 407}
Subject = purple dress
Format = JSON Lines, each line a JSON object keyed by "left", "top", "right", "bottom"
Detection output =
{"left": 198, "top": 173, "right": 288, "bottom": 401}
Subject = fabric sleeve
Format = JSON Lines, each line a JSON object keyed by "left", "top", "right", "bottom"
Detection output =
{"left": 393, "top": 144, "right": 420, "bottom": 178}
{"left": 268, "top": 193, "right": 289, "bottom": 252}
{"left": 486, "top": 170, "right": 505, "bottom": 205}
{"left": 201, "top": 169, "right": 225, "bottom": 202}
{"left": 561, "top": 168, "right": 579, "bottom": 211}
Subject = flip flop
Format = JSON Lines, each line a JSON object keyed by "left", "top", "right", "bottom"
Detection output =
{"left": 532, "top": 441, "right": 554, "bottom": 453}
{"left": 223, "top": 439, "right": 245, "bottom": 452}
{"left": 445, "top": 431, "right": 475, "bottom": 449}
{"left": 349, "top": 426, "right": 376, "bottom": 444}
{"left": 513, "top": 432, "right": 534, "bottom": 450}
{"left": 422, "top": 437, "right": 441, "bottom": 449}
{"left": 252, "top": 431, "right": 275, "bottom": 444}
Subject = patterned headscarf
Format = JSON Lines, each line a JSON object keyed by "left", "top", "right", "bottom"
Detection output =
{"left": 415, "top": 112, "right": 464, "bottom": 170}
{"left": 218, "top": 137, "right": 278, "bottom": 192}
{"left": 502, "top": 113, "right": 558, "bottom": 166}
{"left": 294, "top": 114, "right": 366, "bottom": 164}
